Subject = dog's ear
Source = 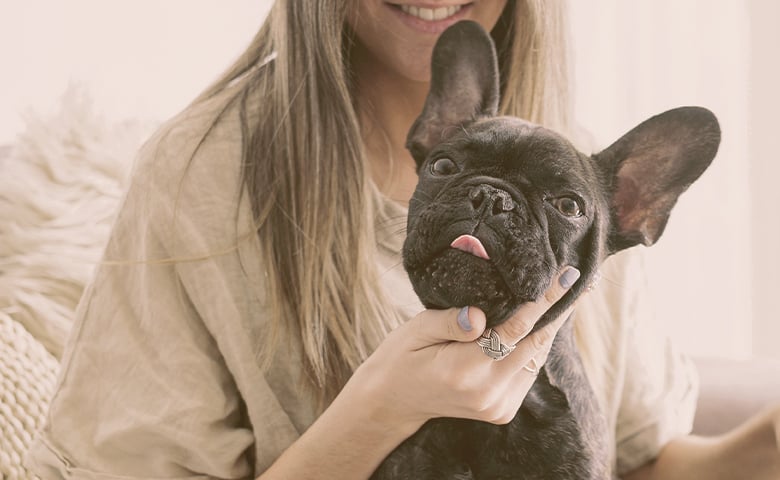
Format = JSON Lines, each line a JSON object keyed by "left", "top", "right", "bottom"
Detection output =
{"left": 406, "top": 20, "right": 500, "bottom": 168}
{"left": 594, "top": 106, "right": 721, "bottom": 253}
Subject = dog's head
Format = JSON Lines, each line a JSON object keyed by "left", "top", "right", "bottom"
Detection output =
{"left": 401, "top": 21, "right": 721, "bottom": 328}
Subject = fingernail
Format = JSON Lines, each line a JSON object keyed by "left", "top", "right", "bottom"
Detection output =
{"left": 457, "top": 306, "right": 472, "bottom": 331}
{"left": 559, "top": 267, "right": 581, "bottom": 290}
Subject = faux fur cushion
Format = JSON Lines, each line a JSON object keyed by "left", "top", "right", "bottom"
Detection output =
{"left": 0, "top": 87, "right": 153, "bottom": 479}
{"left": 0, "top": 87, "right": 152, "bottom": 359}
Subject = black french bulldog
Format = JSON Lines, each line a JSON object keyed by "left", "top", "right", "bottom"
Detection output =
{"left": 371, "top": 21, "right": 720, "bottom": 480}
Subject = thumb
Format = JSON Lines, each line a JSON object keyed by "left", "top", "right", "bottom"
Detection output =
{"left": 407, "top": 306, "right": 486, "bottom": 349}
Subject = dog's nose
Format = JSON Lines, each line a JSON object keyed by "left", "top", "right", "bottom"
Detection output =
{"left": 469, "top": 184, "right": 515, "bottom": 216}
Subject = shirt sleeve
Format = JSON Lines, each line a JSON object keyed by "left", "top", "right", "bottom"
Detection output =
{"left": 612, "top": 251, "right": 700, "bottom": 475}
{"left": 25, "top": 127, "right": 258, "bottom": 480}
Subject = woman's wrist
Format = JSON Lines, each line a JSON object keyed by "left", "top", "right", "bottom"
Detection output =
{"left": 344, "top": 355, "right": 431, "bottom": 436}
{"left": 333, "top": 369, "right": 423, "bottom": 443}
{"left": 258, "top": 365, "right": 420, "bottom": 480}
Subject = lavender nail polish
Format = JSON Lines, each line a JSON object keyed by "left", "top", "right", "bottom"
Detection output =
{"left": 559, "top": 267, "right": 581, "bottom": 290}
{"left": 457, "top": 306, "right": 472, "bottom": 331}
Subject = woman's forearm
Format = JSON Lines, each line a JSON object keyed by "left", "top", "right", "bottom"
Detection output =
{"left": 257, "top": 378, "right": 419, "bottom": 480}
{"left": 625, "top": 435, "right": 722, "bottom": 480}
{"left": 626, "top": 406, "right": 780, "bottom": 480}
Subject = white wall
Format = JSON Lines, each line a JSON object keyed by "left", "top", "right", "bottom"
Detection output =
{"left": 2, "top": 1, "right": 777, "bottom": 358}
{"left": 0, "top": 1, "right": 272, "bottom": 144}
{"left": 748, "top": 0, "right": 780, "bottom": 360}
{"left": 568, "top": 0, "right": 775, "bottom": 359}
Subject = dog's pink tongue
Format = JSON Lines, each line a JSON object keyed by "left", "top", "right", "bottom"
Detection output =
{"left": 450, "top": 234, "right": 490, "bottom": 260}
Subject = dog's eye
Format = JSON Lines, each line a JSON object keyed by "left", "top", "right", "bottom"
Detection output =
{"left": 430, "top": 158, "right": 459, "bottom": 176}
{"left": 551, "top": 196, "right": 583, "bottom": 217}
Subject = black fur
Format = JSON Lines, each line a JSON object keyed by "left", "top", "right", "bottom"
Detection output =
{"left": 370, "top": 21, "right": 720, "bottom": 480}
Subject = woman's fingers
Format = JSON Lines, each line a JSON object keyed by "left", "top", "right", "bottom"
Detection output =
{"left": 464, "top": 309, "right": 574, "bottom": 424}
{"left": 495, "top": 305, "right": 574, "bottom": 375}
{"left": 482, "top": 266, "right": 579, "bottom": 377}
{"left": 382, "top": 266, "right": 579, "bottom": 422}
{"left": 492, "top": 266, "right": 580, "bottom": 346}
{"left": 401, "top": 266, "right": 579, "bottom": 354}
{"left": 356, "top": 265, "right": 584, "bottom": 430}
{"left": 464, "top": 308, "right": 573, "bottom": 425}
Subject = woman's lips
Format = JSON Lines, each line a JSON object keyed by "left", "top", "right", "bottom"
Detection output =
{"left": 386, "top": 2, "right": 473, "bottom": 34}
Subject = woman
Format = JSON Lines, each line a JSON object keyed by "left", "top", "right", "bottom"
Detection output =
{"left": 27, "top": 1, "right": 779, "bottom": 479}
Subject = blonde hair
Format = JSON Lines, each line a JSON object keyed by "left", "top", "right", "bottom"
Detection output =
{"left": 197, "top": 0, "right": 578, "bottom": 407}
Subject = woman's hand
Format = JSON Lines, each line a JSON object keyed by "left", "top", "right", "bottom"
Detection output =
{"left": 260, "top": 267, "right": 580, "bottom": 480}
{"left": 346, "top": 265, "right": 581, "bottom": 435}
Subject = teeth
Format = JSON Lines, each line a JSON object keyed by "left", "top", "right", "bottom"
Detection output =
{"left": 400, "top": 4, "right": 462, "bottom": 21}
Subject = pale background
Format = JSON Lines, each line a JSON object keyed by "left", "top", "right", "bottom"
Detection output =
{"left": 1, "top": 1, "right": 777, "bottom": 359}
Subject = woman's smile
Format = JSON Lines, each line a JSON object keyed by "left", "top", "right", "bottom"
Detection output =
{"left": 385, "top": 2, "right": 473, "bottom": 34}
{"left": 348, "top": 0, "right": 507, "bottom": 82}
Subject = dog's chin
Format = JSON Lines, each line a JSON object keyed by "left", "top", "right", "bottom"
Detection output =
{"left": 407, "top": 249, "right": 537, "bottom": 326}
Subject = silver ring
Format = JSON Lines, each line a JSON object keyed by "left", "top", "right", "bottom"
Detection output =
{"left": 586, "top": 270, "right": 602, "bottom": 292}
{"left": 522, "top": 357, "right": 540, "bottom": 375}
{"left": 475, "top": 328, "right": 516, "bottom": 361}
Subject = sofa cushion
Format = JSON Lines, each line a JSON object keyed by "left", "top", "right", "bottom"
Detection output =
{"left": 693, "top": 356, "right": 780, "bottom": 435}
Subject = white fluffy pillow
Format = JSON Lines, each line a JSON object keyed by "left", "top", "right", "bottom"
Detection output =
{"left": 0, "top": 87, "right": 153, "bottom": 359}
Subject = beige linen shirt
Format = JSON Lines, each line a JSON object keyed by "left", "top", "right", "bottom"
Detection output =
{"left": 26, "top": 80, "right": 698, "bottom": 479}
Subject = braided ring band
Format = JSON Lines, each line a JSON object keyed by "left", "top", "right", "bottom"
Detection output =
{"left": 475, "top": 328, "right": 516, "bottom": 361}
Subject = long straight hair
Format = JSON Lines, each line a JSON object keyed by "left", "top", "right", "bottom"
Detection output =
{"left": 196, "top": 0, "right": 575, "bottom": 407}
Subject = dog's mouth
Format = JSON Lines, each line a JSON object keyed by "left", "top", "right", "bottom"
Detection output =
{"left": 408, "top": 247, "right": 514, "bottom": 318}
{"left": 403, "top": 220, "right": 556, "bottom": 325}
